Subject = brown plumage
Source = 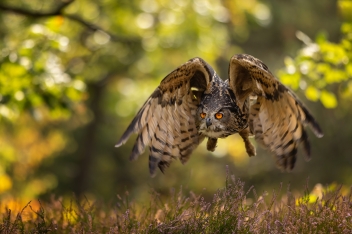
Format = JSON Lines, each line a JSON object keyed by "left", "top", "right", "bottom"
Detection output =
{"left": 116, "top": 54, "right": 323, "bottom": 176}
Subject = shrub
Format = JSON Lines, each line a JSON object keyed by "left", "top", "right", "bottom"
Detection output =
{"left": 1, "top": 169, "right": 351, "bottom": 233}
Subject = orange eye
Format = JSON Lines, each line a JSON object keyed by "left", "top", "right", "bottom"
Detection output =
{"left": 200, "top": 112, "right": 206, "bottom": 119}
{"left": 215, "top": 113, "right": 223, "bottom": 119}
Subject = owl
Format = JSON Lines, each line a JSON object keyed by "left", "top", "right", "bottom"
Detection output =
{"left": 116, "top": 54, "right": 323, "bottom": 176}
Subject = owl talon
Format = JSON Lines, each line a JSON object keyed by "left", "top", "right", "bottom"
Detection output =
{"left": 239, "top": 128, "right": 256, "bottom": 157}
{"left": 207, "top": 138, "right": 217, "bottom": 152}
{"left": 245, "top": 143, "right": 256, "bottom": 157}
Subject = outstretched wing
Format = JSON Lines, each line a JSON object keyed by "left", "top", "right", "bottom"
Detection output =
{"left": 116, "top": 58, "right": 216, "bottom": 176}
{"left": 228, "top": 54, "right": 323, "bottom": 170}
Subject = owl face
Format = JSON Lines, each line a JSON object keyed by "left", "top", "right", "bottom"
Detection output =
{"left": 195, "top": 85, "right": 248, "bottom": 139}
{"left": 196, "top": 94, "right": 238, "bottom": 138}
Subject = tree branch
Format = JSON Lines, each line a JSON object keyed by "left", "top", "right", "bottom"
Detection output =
{"left": 64, "top": 14, "right": 136, "bottom": 43}
{"left": 0, "top": 0, "right": 73, "bottom": 17}
{"left": 0, "top": 0, "right": 138, "bottom": 43}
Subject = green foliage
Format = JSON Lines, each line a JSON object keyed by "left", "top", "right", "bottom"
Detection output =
{"left": 278, "top": 21, "right": 352, "bottom": 109}
{"left": 1, "top": 175, "right": 351, "bottom": 233}
{"left": 0, "top": 0, "right": 349, "bottom": 209}
{"left": 0, "top": 0, "right": 267, "bottom": 201}
{"left": 0, "top": 21, "right": 85, "bottom": 120}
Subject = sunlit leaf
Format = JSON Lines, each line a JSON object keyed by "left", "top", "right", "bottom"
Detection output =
{"left": 315, "top": 31, "right": 327, "bottom": 44}
{"left": 338, "top": 0, "right": 352, "bottom": 21}
{"left": 305, "top": 85, "right": 320, "bottom": 101}
{"left": 278, "top": 71, "right": 301, "bottom": 90}
{"left": 320, "top": 90, "right": 338, "bottom": 108}
{"left": 325, "top": 69, "right": 347, "bottom": 83}
{"left": 341, "top": 22, "right": 352, "bottom": 35}
{"left": 0, "top": 173, "right": 12, "bottom": 193}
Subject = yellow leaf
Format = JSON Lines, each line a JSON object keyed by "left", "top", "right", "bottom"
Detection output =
{"left": 0, "top": 174, "right": 12, "bottom": 193}
{"left": 320, "top": 90, "right": 337, "bottom": 108}
{"left": 305, "top": 86, "right": 320, "bottom": 101}
{"left": 338, "top": 0, "right": 352, "bottom": 21}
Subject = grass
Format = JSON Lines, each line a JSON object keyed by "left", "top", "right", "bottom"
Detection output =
{"left": 1, "top": 170, "right": 352, "bottom": 233}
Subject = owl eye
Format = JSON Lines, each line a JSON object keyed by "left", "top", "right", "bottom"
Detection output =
{"left": 215, "top": 113, "right": 223, "bottom": 119}
{"left": 200, "top": 112, "right": 206, "bottom": 119}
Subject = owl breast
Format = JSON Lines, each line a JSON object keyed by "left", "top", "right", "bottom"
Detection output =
{"left": 198, "top": 126, "right": 233, "bottom": 139}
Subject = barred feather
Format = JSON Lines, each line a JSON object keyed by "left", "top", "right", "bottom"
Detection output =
{"left": 229, "top": 54, "right": 323, "bottom": 171}
{"left": 116, "top": 57, "right": 214, "bottom": 176}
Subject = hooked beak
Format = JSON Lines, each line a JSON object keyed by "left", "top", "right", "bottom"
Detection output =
{"left": 206, "top": 118, "right": 212, "bottom": 128}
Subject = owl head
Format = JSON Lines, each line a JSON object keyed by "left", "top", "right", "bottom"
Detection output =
{"left": 195, "top": 83, "right": 246, "bottom": 139}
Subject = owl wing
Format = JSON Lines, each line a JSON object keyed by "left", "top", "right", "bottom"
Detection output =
{"left": 228, "top": 54, "right": 323, "bottom": 170}
{"left": 116, "top": 58, "right": 216, "bottom": 176}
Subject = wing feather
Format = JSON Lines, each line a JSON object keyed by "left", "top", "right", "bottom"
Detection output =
{"left": 229, "top": 54, "right": 323, "bottom": 171}
{"left": 116, "top": 57, "right": 215, "bottom": 176}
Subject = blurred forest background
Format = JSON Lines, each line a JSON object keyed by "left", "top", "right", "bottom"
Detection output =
{"left": 0, "top": 0, "right": 351, "bottom": 206}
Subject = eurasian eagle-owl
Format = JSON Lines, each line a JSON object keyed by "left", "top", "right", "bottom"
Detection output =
{"left": 116, "top": 54, "right": 323, "bottom": 176}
